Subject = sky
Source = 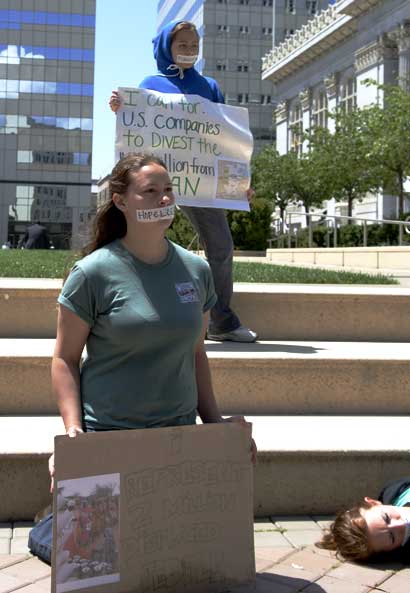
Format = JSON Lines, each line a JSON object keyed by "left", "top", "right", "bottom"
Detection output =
{"left": 92, "top": 1, "right": 158, "bottom": 180}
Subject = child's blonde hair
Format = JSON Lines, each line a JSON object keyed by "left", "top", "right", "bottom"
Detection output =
{"left": 316, "top": 500, "right": 374, "bottom": 561}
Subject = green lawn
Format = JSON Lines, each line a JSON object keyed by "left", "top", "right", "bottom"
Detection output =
{"left": 232, "top": 261, "right": 398, "bottom": 284}
{"left": 0, "top": 250, "right": 78, "bottom": 279}
{"left": 0, "top": 250, "right": 398, "bottom": 284}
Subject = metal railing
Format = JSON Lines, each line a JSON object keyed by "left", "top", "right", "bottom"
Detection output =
{"left": 272, "top": 212, "right": 410, "bottom": 249}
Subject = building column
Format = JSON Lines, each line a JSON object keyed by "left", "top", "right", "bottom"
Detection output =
{"left": 396, "top": 21, "right": 410, "bottom": 90}
{"left": 275, "top": 101, "right": 288, "bottom": 155}
{"left": 299, "top": 88, "right": 310, "bottom": 152}
{"left": 354, "top": 37, "right": 397, "bottom": 106}
{"left": 0, "top": 203, "right": 10, "bottom": 246}
{"left": 324, "top": 74, "right": 337, "bottom": 133}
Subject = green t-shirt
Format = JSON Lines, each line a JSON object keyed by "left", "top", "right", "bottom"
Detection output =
{"left": 394, "top": 488, "right": 410, "bottom": 507}
{"left": 58, "top": 239, "right": 217, "bottom": 431}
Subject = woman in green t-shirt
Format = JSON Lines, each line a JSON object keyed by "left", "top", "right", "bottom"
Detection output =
{"left": 49, "top": 152, "right": 256, "bottom": 488}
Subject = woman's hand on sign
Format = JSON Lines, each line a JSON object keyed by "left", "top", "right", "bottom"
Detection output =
{"left": 223, "top": 415, "right": 257, "bottom": 465}
{"left": 109, "top": 90, "right": 122, "bottom": 113}
{"left": 66, "top": 425, "right": 84, "bottom": 438}
{"left": 49, "top": 425, "right": 83, "bottom": 493}
{"left": 48, "top": 454, "right": 55, "bottom": 493}
{"left": 246, "top": 188, "right": 255, "bottom": 204}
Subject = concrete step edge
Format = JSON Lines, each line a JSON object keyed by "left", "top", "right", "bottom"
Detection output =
{"left": 2, "top": 416, "right": 410, "bottom": 517}
{"left": 1, "top": 279, "right": 410, "bottom": 295}
{"left": 2, "top": 339, "right": 410, "bottom": 360}
{"left": 1, "top": 416, "right": 410, "bottom": 455}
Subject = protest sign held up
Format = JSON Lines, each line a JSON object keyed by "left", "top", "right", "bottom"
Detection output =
{"left": 115, "top": 87, "right": 253, "bottom": 211}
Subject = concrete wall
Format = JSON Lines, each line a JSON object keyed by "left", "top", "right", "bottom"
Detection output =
{"left": 266, "top": 246, "right": 410, "bottom": 270}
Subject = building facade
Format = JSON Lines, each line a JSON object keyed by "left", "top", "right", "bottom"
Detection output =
{"left": 0, "top": 0, "right": 95, "bottom": 249}
{"left": 262, "top": 0, "right": 410, "bottom": 224}
{"left": 273, "top": 0, "right": 332, "bottom": 46}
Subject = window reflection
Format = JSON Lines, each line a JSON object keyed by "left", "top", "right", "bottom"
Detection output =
{"left": 0, "top": 22, "right": 20, "bottom": 29}
{"left": 0, "top": 44, "right": 94, "bottom": 63}
{"left": 0, "top": 114, "right": 93, "bottom": 132}
{"left": 0, "top": 79, "right": 93, "bottom": 98}
{"left": 0, "top": 10, "right": 95, "bottom": 28}
{"left": 9, "top": 185, "right": 72, "bottom": 224}
{"left": 17, "top": 150, "right": 91, "bottom": 166}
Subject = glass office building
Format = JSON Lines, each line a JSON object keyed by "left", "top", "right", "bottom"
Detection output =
{"left": 0, "top": 0, "right": 95, "bottom": 248}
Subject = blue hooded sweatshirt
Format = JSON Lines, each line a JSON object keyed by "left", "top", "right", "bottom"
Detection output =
{"left": 139, "top": 20, "right": 225, "bottom": 104}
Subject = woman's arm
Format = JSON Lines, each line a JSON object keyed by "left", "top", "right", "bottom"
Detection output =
{"left": 52, "top": 304, "right": 90, "bottom": 432}
{"left": 195, "top": 312, "right": 223, "bottom": 423}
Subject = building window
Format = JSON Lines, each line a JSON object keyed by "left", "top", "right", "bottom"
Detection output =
{"left": 240, "top": 0, "right": 250, "bottom": 4}
{"left": 263, "top": 0, "right": 273, "bottom": 6}
{"left": 216, "top": 60, "right": 227, "bottom": 71}
{"left": 0, "top": 44, "right": 94, "bottom": 63}
{"left": 306, "top": 1, "right": 317, "bottom": 14}
{"left": 286, "top": 0, "right": 296, "bottom": 14}
{"left": 284, "top": 28, "right": 294, "bottom": 38}
{"left": 239, "top": 25, "right": 249, "bottom": 34}
{"left": 237, "top": 62, "right": 249, "bottom": 72}
{"left": 0, "top": 9, "right": 95, "bottom": 28}
{"left": 289, "top": 102, "right": 303, "bottom": 155}
{"left": 0, "top": 79, "right": 93, "bottom": 98}
{"left": 261, "top": 95, "right": 271, "bottom": 105}
{"left": 237, "top": 93, "right": 249, "bottom": 104}
{"left": 217, "top": 24, "right": 230, "bottom": 33}
{"left": 0, "top": 114, "right": 92, "bottom": 132}
{"left": 340, "top": 76, "right": 356, "bottom": 113}
{"left": 17, "top": 150, "right": 90, "bottom": 166}
{"left": 262, "top": 27, "right": 272, "bottom": 35}
{"left": 9, "top": 185, "right": 72, "bottom": 224}
{"left": 312, "top": 89, "right": 328, "bottom": 128}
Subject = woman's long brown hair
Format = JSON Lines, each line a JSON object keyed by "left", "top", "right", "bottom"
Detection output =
{"left": 82, "top": 152, "right": 167, "bottom": 257}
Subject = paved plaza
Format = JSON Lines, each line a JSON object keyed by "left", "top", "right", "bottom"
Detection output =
{"left": 0, "top": 516, "right": 409, "bottom": 592}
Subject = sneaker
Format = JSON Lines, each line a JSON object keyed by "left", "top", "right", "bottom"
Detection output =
{"left": 207, "top": 325, "right": 258, "bottom": 343}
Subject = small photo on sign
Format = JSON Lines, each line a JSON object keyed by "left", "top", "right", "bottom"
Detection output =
{"left": 215, "top": 159, "right": 250, "bottom": 200}
{"left": 55, "top": 473, "right": 120, "bottom": 592}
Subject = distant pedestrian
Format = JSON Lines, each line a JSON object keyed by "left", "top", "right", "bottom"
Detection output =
{"left": 19, "top": 221, "right": 50, "bottom": 249}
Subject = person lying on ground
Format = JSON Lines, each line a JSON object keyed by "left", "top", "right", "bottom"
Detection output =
{"left": 317, "top": 477, "right": 410, "bottom": 562}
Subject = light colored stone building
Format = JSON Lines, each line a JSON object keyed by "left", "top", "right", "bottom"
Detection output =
{"left": 262, "top": 0, "right": 410, "bottom": 227}
{"left": 273, "top": 0, "right": 333, "bottom": 46}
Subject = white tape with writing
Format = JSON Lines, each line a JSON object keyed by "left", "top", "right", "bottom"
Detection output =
{"left": 136, "top": 204, "right": 175, "bottom": 223}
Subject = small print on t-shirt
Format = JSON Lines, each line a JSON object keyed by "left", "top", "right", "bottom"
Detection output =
{"left": 175, "top": 282, "right": 199, "bottom": 303}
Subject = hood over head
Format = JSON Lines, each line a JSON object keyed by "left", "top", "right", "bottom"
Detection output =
{"left": 152, "top": 20, "right": 196, "bottom": 78}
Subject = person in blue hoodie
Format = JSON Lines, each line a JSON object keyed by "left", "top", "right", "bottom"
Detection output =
{"left": 110, "top": 20, "right": 257, "bottom": 343}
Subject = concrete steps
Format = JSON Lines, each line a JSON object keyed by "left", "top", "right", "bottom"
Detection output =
{"left": 232, "top": 283, "right": 410, "bottom": 342}
{"left": 2, "top": 280, "right": 410, "bottom": 341}
{"left": 1, "top": 416, "right": 410, "bottom": 520}
{"left": 1, "top": 339, "right": 410, "bottom": 416}
{"left": 1, "top": 280, "right": 410, "bottom": 521}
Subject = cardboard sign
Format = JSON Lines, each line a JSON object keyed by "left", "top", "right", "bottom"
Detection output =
{"left": 52, "top": 423, "right": 255, "bottom": 593}
{"left": 115, "top": 88, "right": 253, "bottom": 211}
